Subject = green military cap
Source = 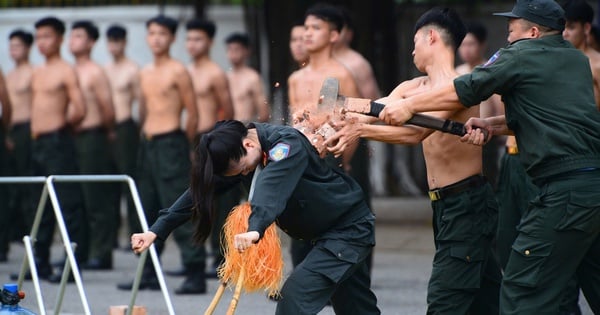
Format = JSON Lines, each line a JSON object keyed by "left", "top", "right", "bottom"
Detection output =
{"left": 494, "top": 0, "right": 565, "bottom": 31}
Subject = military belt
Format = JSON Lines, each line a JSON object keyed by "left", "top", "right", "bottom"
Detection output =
{"left": 428, "top": 174, "right": 486, "bottom": 201}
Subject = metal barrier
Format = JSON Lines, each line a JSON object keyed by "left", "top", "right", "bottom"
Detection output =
{"left": 0, "top": 175, "right": 176, "bottom": 315}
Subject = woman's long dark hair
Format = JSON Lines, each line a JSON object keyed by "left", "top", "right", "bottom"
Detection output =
{"left": 190, "top": 120, "right": 248, "bottom": 244}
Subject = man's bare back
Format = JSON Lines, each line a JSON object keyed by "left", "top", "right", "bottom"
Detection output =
{"left": 31, "top": 59, "right": 85, "bottom": 135}
{"left": 105, "top": 58, "right": 140, "bottom": 123}
{"left": 585, "top": 48, "right": 600, "bottom": 109}
{"left": 7, "top": 63, "right": 33, "bottom": 124}
{"left": 188, "top": 60, "right": 231, "bottom": 133}
{"left": 141, "top": 59, "right": 197, "bottom": 139}
{"left": 333, "top": 48, "right": 380, "bottom": 99}
{"left": 227, "top": 67, "right": 268, "bottom": 123}
{"left": 75, "top": 61, "right": 114, "bottom": 130}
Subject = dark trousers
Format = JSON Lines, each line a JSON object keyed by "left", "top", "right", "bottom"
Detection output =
{"left": 276, "top": 214, "right": 380, "bottom": 315}
{"left": 113, "top": 119, "right": 141, "bottom": 235}
{"left": 500, "top": 169, "right": 600, "bottom": 315}
{"left": 31, "top": 129, "right": 85, "bottom": 264}
{"left": 496, "top": 152, "right": 582, "bottom": 315}
{"left": 75, "top": 128, "right": 120, "bottom": 262}
{"left": 0, "top": 128, "right": 10, "bottom": 255}
{"left": 137, "top": 131, "right": 205, "bottom": 270}
{"left": 5, "top": 122, "right": 33, "bottom": 243}
{"left": 427, "top": 182, "right": 502, "bottom": 315}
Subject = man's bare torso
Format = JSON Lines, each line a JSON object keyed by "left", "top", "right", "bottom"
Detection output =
{"left": 288, "top": 59, "right": 357, "bottom": 115}
{"left": 228, "top": 67, "right": 262, "bottom": 123}
{"left": 105, "top": 59, "right": 139, "bottom": 123}
{"left": 188, "top": 61, "right": 225, "bottom": 133}
{"left": 76, "top": 61, "right": 106, "bottom": 129}
{"left": 31, "top": 60, "right": 74, "bottom": 134}
{"left": 585, "top": 48, "right": 600, "bottom": 109}
{"left": 141, "top": 60, "right": 185, "bottom": 136}
{"left": 7, "top": 64, "right": 33, "bottom": 124}
{"left": 395, "top": 76, "right": 482, "bottom": 188}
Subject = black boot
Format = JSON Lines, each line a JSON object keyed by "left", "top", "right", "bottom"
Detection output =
{"left": 174, "top": 263, "right": 206, "bottom": 295}
{"left": 10, "top": 257, "right": 53, "bottom": 281}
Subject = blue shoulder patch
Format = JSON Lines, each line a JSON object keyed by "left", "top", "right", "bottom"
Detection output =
{"left": 482, "top": 51, "right": 500, "bottom": 67}
{"left": 269, "top": 143, "right": 290, "bottom": 162}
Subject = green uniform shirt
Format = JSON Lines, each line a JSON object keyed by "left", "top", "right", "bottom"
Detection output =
{"left": 248, "top": 123, "right": 370, "bottom": 241}
{"left": 454, "top": 34, "right": 600, "bottom": 180}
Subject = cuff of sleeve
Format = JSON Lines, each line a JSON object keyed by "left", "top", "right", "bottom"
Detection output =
{"left": 149, "top": 224, "right": 169, "bottom": 241}
{"left": 453, "top": 76, "right": 479, "bottom": 108}
{"left": 247, "top": 223, "right": 265, "bottom": 241}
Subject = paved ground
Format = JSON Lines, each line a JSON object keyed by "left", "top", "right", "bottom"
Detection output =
{"left": 0, "top": 197, "right": 593, "bottom": 314}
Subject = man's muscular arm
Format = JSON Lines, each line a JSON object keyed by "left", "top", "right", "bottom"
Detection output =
{"left": 252, "top": 75, "right": 270, "bottom": 122}
{"left": 0, "top": 71, "right": 12, "bottom": 130}
{"left": 93, "top": 68, "right": 115, "bottom": 130}
{"left": 380, "top": 83, "right": 464, "bottom": 126}
{"left": 176, "top": 67, "right": 198, "bottom": 142}
{"left": 65, "top": 67, "right": 87, "bottom": 126}
{"left": 214, "top": 72, "right": 234, "bottom": 120}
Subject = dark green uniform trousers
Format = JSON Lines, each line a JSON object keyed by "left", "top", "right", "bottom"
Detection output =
{"left": 31, "top": 129, "right": 85, "bottom": 264}
{"left": 113, "top": 119, "right": 141, "bottom": 235}
{"left": 0, "top": 128, "right": 10, "bottom": 257}
{"left": 75, "top": 128, "right": 120, "bottom": 263}
{"left": 428, "top": 181, "right": 501, "bottom": 315}
{"left": 276, "top": 214, "right": 380, "bottom": 315}
{"left": 496, "top": 152, "right": 581, "bottom": 315}
{"left": 137, "top": 131, "right": 205, "bottom": 270}
{"left": 5, "top": 122, "right": 33, "bottom": 242}
{"left": 500, "top": 169, "right": 600, "bottom": 315}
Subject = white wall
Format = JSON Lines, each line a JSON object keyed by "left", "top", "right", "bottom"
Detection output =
{"left": 0, "top": 5, "right": 245, "bottom": 72}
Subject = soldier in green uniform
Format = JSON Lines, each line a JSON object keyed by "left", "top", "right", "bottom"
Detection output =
{"left": 379, "top": 0, "right": 600, "bottom": 313}
{"left": 129, "top": 120, "right": 380, "bottom": 315}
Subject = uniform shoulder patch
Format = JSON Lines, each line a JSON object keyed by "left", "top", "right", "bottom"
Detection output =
{"left": 269, "top": 143, "right": 291, "bottom": 162}
{"left": 482, "top": 51, "right": 500, "bottom": 67}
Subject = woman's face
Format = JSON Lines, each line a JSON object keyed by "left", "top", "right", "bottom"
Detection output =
{"left": 223, "top": 139, "right": 262, "bottom": 177}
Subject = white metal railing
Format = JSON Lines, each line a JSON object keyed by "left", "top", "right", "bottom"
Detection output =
{"left": 0, "top": 175, "right": 175, "bottom": 315}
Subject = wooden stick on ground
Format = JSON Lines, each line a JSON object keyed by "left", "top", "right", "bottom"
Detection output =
{"left": 204, "top": 282, "right": 227, "bottom": 315}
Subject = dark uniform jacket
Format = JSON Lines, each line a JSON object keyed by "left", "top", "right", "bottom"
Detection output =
{"left": 454, "top": 34, "right": 600, "bottom": 180}
{"left": 150, "top": 123, "right": 370, "bottom": 242}
{"left": 248, "top": 123, "right": 370, "bottom": 241}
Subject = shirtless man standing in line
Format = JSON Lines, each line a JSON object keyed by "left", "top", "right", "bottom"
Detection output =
{"left": 286, "top": 4, "right": 360, "bottom": 268}
{"left": 104, "top": 25, "right": 142, "bottom": 241}
{"left": 4, "top": 30, "right": 34, "bottom": 252}
{"left": 289, "top": 21, "right": 309, "bottom": 68}
{"left": 0, "top": 64, "right": 13, "bottom": 263}
{"left": 69, "top": 20, "right": 118, "bottom": 271}
{"left": 17, "top": 16, "right": 86, "bottom": 283}
{"left": 287, "top": 5, "right": 360, "bottom": 165}
{"left": 326, "top": 8, "right": 501, "bottom": 314}
{"left": 562, "top": 0, "right": 600, "bottom": 110}
{"left": 117, "top": 15, "right": 205, "bottom": 295}
{"left": 185, "top": 18, "right": 233, "bottom": 135}
{"left": 225, "top": 32, "right": 270, "bottom": 123}
{"left": 183, "top": 18, "right": 236, "bottom": 278}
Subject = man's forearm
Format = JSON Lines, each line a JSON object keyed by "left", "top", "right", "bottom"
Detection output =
{"left": 404, "top": 84, "right": 465, "bottom": 114}
{"left": 360, "top": 123, "right": 429, "bottom": 145}
{"left": 487, "top": 115, "right": 513, "bottom": 136}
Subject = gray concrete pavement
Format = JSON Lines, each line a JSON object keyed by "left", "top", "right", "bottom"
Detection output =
{"left": 0, "top": 197, "right": 593, "bottom": 314}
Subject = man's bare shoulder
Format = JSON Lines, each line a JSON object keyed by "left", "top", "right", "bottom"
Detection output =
{"left": 340, "top": 49, "right": 373, "bottom": 72}
{"left": 586, "top": 49, "right": 600, "bottom": 72}
{"left": 389, "top": 76, "right": 427, "bottom": 97}
{"left": 455, "top": 63, "right": 472, "bottom": 75}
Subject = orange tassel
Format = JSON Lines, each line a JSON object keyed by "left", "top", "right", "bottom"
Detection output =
{"left": 218, "top": 202, "right": 284, "bottom": 297}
